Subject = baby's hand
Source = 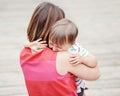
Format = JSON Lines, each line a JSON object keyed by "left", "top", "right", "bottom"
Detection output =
{"left": 69, "top": 54, "right": 83, "bottom": 66}
{"left": 24, "top": 38, "right": 47, "bottom": 53}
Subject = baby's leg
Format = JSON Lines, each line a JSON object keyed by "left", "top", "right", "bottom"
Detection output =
{"left": 77, "top": 88, "right": 84, "bottom": 96}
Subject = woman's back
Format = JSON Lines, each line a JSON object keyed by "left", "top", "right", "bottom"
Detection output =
{"left": 20, "top": 47, "right": 77, "bottom": 96}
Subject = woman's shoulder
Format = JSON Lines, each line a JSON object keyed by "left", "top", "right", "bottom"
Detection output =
{"left": 57, "top": 51, "right": 71, "bottom": 59}
{"left": 56, "top": 51, "right": 71, "bottom": 75}
{"left": 57, "top": 52, "right": 71, "bottom": 67}
{"left": 20, "top": 47, "right": 56, "bottom": 58}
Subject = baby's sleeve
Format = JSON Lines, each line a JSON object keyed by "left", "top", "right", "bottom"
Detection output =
{"left": 68, "top": 43, "right": 89, "bottom": 57}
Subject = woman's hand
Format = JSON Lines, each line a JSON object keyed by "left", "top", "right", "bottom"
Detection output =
{"left": 69, "top": 54, "right": 97, "bottom": 68}
{"left": 24, "top": 38, "right": 47, "bottom": 53}
{"left": 69, "top": 54, "right": 83, "bottom": 66}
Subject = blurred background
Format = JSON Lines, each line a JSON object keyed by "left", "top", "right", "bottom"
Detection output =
{"left": 0, "top": 0, "right": 120, "bottom": 96}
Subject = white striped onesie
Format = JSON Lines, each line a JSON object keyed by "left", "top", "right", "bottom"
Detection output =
{"left": 68, "top": 43, "right": 89, "bottom": 93}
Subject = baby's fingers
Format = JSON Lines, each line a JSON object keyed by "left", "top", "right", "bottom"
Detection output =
{"left": 39, "top": 41, "right": 47, "bottom": 44}
{"left": 36, "top": 38, "right": 42, "bottom": 42}
{"left": 31, "top": 49, "right": 43, "bottom": 54}
{"left": 38, "top": 44, "right": 47, "bottom": 49}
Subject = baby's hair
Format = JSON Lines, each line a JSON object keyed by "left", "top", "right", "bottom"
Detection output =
{"left": 49, "top": 19, "right": 78, "bottom": 47}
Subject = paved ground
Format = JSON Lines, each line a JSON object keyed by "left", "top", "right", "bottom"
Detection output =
{"left": 0, "top": 0, "right": 120, "bottom": 96}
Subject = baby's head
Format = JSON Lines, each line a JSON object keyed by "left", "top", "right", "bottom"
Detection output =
{"left": 49, "top": 19, "right": 78, "bottom": 51}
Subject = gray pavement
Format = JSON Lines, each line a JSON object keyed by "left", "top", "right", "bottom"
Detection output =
{"left": 0, "top": 0, "right": 120, "bottom": 96}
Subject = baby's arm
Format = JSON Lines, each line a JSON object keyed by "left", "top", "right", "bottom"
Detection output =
{"left": 24, "top": 39, "right": 47, "bottom": 53}
{"left": 68, "top": 43, "right": 97, "bottom": 68}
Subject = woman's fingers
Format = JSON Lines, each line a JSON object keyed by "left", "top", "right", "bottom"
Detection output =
{"left": 69, "top": 59, "right": 80, "bottom": 66}
{"left": 70, "top": 59, "right": 77, "bottom": 64}
{"left": 69, "top": 54, "right": 82, "bottom": 66}
{"left": 70, "top": 54, "right": 76, "bottom": 58}
{"left": 69, "top": 54, "right": 77, "bottom": 61}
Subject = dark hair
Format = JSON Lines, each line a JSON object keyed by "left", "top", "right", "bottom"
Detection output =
{"left": 27, "top": 2, "right": 65, "bottom": 44}
{"left": 49, "top": 19, "right": 78, "bottom": 46}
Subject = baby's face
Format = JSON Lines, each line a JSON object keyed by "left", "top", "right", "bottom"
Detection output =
{"left": 49, "top": 41, "right": 72, "bottom": 52}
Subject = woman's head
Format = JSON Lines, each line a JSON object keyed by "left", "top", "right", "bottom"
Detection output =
{"left": 27, "top": 2, "right": 65, "bottom": 44}
{"left": 49, "top": 19, "right": 78, "bottom": 51}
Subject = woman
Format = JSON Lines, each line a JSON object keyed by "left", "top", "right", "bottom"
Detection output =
{"left": 20, "top": 2, "right": 100, "bottom": 96}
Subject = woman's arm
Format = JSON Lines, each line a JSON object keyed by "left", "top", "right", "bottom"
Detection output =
{"left": 68, "top": 43, "right": 97, "bottom": 68}
{"left": 80, "top": 54, "right": 98, "bottom": 68}
{"left": 69, "top": 64, "right": 100, "bottom": 81}
{"left": 69, "top": 54, "right": 97, "bottom": 68}
{"left": 59, "top": 52, "right": 100, "bottom": 81}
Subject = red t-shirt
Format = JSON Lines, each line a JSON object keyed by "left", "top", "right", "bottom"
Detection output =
{"left": 20, "top": 48, "right": 77, "bottom": 96}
